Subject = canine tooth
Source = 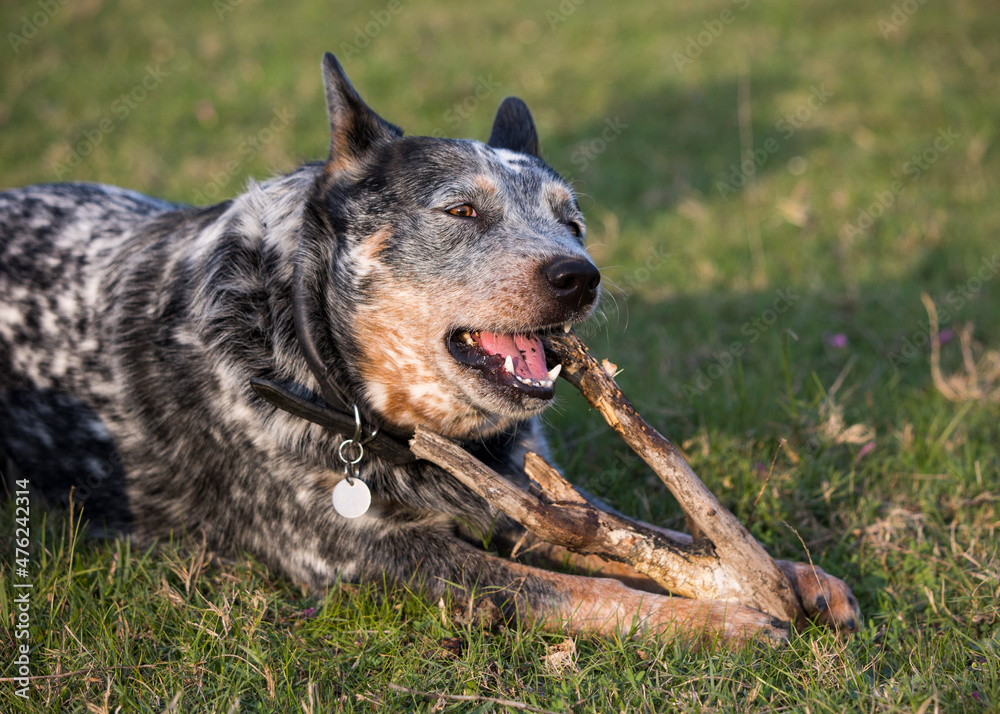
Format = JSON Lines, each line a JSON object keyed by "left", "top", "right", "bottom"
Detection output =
{"left": 462, "top": 331, "right": 474, "bottom": 345}
{"left": 563, "top": 322, "right": 572, "bottom": 333}
{"left": 503, "top": 355, "right": 514, "bottom": 374}
{"left": 547, "top": 364, "right": 562, "bottom": 381}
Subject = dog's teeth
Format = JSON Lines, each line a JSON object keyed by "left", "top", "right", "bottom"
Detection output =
{"left": 461, "top": 331, "right": 474, "bottom": 345}
{"left": 563, "top": 322, "right": 572, "bottom": 333}
{"left": 547, "top": 364, "right": 562, "bottom": 381}
{"left": 503, "top": 355, "right": 515, "bottom": 374}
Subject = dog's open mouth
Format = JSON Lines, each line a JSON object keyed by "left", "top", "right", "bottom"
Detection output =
{"left": 446, "top": 328, "right": 563, "bottom": 399}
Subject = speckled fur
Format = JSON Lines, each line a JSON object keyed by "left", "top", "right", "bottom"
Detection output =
{"left": 0, "top": 55, "right": 596, "bottom": 619}
{"left": 0, "top": 55, "right": 858, "bottom": 642}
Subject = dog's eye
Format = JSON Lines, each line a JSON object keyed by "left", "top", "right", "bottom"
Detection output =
{"left": 446, "top": 204, "right": 477, "bottom": 218}
{"left": 565, "top": 221, "right": 583, "bottom": 238}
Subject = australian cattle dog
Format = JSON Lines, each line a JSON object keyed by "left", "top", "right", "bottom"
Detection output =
{"left": 0, "top": 54, "right": 859, "bottom": 644}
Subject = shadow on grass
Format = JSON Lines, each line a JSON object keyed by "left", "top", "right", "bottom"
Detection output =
{"left": 542, "top": 71, "right": 832, "bottom": 223}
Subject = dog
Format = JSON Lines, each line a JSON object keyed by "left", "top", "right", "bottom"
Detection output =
{"left": 0, "top": 54, "right": 860, "bottom": 644}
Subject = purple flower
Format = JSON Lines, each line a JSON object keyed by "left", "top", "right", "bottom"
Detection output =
{"left": 936, "top": 328, "right": 954, "bottom": 345}
{"left": 825, "top": 333, "right": 848, "bottom": 349}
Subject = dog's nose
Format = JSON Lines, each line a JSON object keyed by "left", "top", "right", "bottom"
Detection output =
{"left": 543, "top": 256, "right": 601, "bottom": 311}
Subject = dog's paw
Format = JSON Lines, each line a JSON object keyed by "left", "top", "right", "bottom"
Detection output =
{"left": 699, "top": 601, "right": 792, "bottom": 647}
{"left": 563, "top": 577, "right": 791, "bottom": 647}
{"left": 643, "top": 597, "right": 791, "bottom": 648}
{"left": 777, "top": 560, "right": 862, "bottom": 633}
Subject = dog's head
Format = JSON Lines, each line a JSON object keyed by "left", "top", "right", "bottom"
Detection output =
{"left": 303, "top": 54, "right": 599, "bottom": 440}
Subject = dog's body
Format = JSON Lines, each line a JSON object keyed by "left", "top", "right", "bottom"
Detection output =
{"left": 1, "top": 55, "right": 858, "bottom": 643}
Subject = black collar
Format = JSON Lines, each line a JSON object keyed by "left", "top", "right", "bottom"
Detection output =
{"left": 249, "top": 245, "right": 418, "bottom": 465}
{"left": 249, "top": 377, "right": 417, "bottom": 464}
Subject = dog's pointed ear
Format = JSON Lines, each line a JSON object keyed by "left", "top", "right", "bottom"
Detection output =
{"left": 322, "top": 53, "right": 402, "bottom": 171}
{"left": 488, "top": 97, "right": 540, "bottom": 158}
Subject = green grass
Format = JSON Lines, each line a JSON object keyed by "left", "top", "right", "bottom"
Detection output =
{"left": 2, "top": 0, "right": 999, "bottom": 711}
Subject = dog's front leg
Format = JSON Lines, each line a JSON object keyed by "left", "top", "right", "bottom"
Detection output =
{"left": 516, "top": 528, "right": 862, "bottom": 633}
{"left": 342, "top": 524, "right": 788, "bottom": 646}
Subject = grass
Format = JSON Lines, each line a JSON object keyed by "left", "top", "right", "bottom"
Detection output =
{"left": 1, "top": 0, "right": 999, "bottom": 711}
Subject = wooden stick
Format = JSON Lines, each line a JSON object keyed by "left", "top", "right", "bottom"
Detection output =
{"left": 409, "top": 428, "right": 730, "bottom": 601}
{"left": 541, "top": 330, "right": 804, "bottom": 623}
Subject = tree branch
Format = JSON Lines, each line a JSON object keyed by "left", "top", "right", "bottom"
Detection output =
{"left": 410, "top": 330, "right": 807, "bottom": 626}
{"left": 541, "top": 330, "right": 804, "bottom": 623}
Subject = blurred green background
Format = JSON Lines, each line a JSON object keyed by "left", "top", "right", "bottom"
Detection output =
{"left": 2, "top": 0, "right": 998, "bottom": 711}
{"left": 3, "top": 1, "right": 997, "bottom": 343}
{"left": 3, "top": 0, "right": 997, "bottom": 297}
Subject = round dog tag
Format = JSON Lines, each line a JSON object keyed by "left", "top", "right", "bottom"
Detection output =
{"left": 332, "top": 478, "right": 371, "bottom": 519}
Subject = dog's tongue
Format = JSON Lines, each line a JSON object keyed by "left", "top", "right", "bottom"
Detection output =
{"left": 478, "top": 331, "right": 549, "bottom": 381}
